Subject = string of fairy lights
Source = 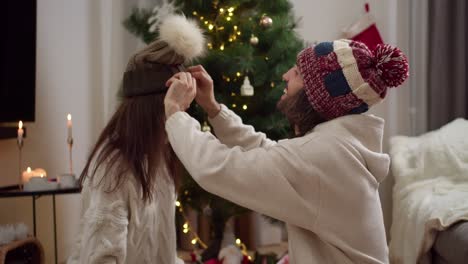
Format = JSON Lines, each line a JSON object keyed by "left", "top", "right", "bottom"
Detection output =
{"left": 174, "top": 5, "right": 273, "bottom": 259}
{"left": 192, "top": 6, "right": 239, "bottom": 50}
{"left": 175, "top": 199, "right": 253, "bottom": 260}
{"left": 190, "top": 4, "right": 275, "bottom": 115}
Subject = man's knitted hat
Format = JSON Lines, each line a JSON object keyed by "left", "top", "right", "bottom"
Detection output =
{"left": 123, "top": 15, "right": 205, "bottom": 97}
{"left": 296, "top": 39, "right": 409, "bottom": 120}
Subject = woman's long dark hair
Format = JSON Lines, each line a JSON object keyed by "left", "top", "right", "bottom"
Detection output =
{"left": 79, "top": 93, "right": 179, "bottom": 202}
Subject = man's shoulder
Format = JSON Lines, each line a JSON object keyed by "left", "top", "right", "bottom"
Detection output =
{"left": 278, "top": 132, "right": 337, "bottom": 147}
{"left": 277, "top": 133, "right": 356, "bottom": 163}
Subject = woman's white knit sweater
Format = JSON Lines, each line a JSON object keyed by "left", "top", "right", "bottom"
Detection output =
{"left": 165, "top": 105, "right": 390, "bottom": 264}
{"left": 67, "top": 163, "right": 183, "bottom": 264}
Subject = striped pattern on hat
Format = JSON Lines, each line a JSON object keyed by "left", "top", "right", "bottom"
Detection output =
{"left": 296, "top": 39, "right": 408, "bottom": 120}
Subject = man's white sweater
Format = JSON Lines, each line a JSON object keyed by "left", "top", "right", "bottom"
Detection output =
{"left": 166, "top": 105, "right": 390, "bottom": 264}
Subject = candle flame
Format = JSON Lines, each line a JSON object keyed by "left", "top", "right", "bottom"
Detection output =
{"left": 67, "top": 114, "right": 72, "bottom": 121}
{"left": 27, "top": 167, "right": 31, "bottom": 172}
{"left": 19, "top": 121, "right": 23, "bottom": 129}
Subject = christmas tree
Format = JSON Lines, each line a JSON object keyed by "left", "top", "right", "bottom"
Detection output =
{"left": 124, "top": 0, "right": 303, "bottom": 259}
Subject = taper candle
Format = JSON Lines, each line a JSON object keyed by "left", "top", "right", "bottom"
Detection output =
{"left": 17, "top": 121, "right": 24, "bottom": 144}
{"left": 67, "top": 114, "right": 72, "bottom": 139}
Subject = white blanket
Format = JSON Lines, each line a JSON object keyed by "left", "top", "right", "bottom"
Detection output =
{"left": 389, "top": 118, "right": 468, "bottom": 264}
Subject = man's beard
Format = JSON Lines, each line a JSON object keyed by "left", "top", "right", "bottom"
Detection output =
{"left": 277, "top": 90, "right": 302, "bottom": 125}
{"left": 276, "top": 89, "right": 326, "bottom": 137}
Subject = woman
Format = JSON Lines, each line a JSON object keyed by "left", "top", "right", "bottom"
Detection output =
{"left": 68, "top": 14, "right": 204, "bottom": 264}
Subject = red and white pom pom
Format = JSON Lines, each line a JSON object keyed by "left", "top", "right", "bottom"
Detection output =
{"left": 374, "top": 44, "right": 409, "bottom": 88}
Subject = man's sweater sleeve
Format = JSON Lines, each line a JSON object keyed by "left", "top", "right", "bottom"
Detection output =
{"left": 208, "top": 104, "right": 277, "bottom": 150}
{"left": 166, "top": 112, "right": 319, "bottom": 231}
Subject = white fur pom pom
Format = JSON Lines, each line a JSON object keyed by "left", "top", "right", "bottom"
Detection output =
{"left": 159, "top": 15, "right": 205, "bottom": 61}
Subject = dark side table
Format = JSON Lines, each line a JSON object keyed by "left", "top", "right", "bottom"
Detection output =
{"left": 0, "top": 185, "right": 80, "bottom": 264}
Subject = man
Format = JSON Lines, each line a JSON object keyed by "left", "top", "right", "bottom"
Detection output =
{"left": 164, "top": 40, "right": 409, "bottom": 263}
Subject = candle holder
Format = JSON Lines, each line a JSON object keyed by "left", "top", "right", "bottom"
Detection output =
{"left": 17, "top": 137, "right": 23, "bottom": 190}
{"left": 67, "top": 136, "right": 74, "bottom": 174}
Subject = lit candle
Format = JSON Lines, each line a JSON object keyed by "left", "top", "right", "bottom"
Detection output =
{"left": 23, "top": 168, "right": 56, "bottom": 191}
{"left": 34, "top": 168, "right": 47, "bottom": 178}
{"left": 67, "top": 114, "right": 73, "bottom": 140}
{"left": 17, "top": 121, "right": 24, "bottom": 143}
{"left": 22, "top": 167, "right": 34, "bottom": 183}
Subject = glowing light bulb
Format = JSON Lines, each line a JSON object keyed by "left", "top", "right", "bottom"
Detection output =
{"left": 175, "top": 201, "right": 181, "bottom": 207}
{"left": 242, "top": 105, "right": 248, "bottom": 110}
{"left": 229, "top": 12, "right": 233, "bottom": 16}
{"left": 183, "top": 223, "right": 189, "bottom": 229}
{"left": 236, "top": 72, "right": 241, "bottom": 77}
{"left": 226, "top": 17, "right": 231, "bottom": 21}
{"left": 236, "top": 238, "right": 241, "bottom": 245}
{"left": 232, "top": 104, "right": 237, "bottom": 108}
{"left": 191, "top": 239, "right": 197, "bottom": 245}
{"left": 234, "top": 25, "right": 238, "bottom": 30}
{"left": 183, "top": 228, "right": 189, "bottom": 233}
{"left": 220, "top": 44, "right": 225, "bottom": 51}
{"left": 219, "top": 8, "right": 224, "bottom": 13}
{"left": 192, "top": 11, "right": 197, "bottom": 15}
{"left": 208, "top": 24, "right": 214, "bottom": 30}
{"left": 228, "top": 7, "right": 234, "bottom": 12}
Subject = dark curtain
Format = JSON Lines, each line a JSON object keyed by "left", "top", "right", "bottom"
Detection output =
{"left": 428, "top": 0, "right": 468, "bottom": 130}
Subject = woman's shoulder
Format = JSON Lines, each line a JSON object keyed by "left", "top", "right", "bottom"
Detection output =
{"left": 83, "top": 155, "right": 133, "bottom": 194}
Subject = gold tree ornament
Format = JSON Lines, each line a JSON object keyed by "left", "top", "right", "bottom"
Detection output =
{"left": 250, "top": 35, "right": 259, "bottom": 45}
{"left": 260, "top": 15, "right": 273, "bottom": 28}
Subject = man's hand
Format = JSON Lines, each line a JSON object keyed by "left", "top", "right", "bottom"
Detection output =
{"left": 188, "top": 65, "right": 221, "bottom": 118}
{"left": 164, "top": 72, "right": 197, "bottom": 119}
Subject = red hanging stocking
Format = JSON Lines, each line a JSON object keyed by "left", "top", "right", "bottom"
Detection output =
{"left": 343, "top": 3, "right": 384, "bottom": 50}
